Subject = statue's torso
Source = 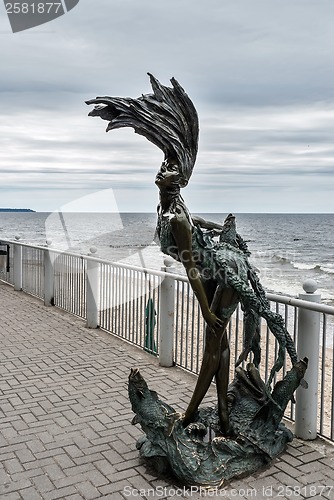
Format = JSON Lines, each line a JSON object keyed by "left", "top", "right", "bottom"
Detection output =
{"left": 156, "top": 212, "right": 180, "bottom": 261}
{"left": 157, "top": 213, "right": 248, "bottom": 285}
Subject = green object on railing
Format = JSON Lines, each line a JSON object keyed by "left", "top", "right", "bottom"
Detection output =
{"left": 144, "top": 298, "right": 157, "bottom": 355}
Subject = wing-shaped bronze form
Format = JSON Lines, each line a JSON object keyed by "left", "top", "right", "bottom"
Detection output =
{"left": 86, "top": 73, "right": 199, "bottom": 184}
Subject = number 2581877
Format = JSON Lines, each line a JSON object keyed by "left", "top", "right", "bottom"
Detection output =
{"left": 5, "top": 3, "right": 62, "bottom": 14}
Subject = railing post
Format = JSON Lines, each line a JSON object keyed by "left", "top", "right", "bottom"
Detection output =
{"left": 159, "top": 257, "right": 175, "bottom": 367}
{"left": 295, "top": 279, "right": 321, "bottom": 440}
{"left": 86, "top": 247, "right": 100, "bottom": 329}
{"left": 13, "top": 236, "right": 22, "bottom": 291}
{"left": 44, "top": 241, "right": 54, "bottom": 306}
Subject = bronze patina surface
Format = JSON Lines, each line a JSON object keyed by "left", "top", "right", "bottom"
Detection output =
{"left": 87, "top": 75, "right": 307, "bottom": 486}
{"left": 128, "top": 361, "right": 307, "bottom": 487}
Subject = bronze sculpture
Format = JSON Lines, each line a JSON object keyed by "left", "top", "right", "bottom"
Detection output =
{"left": 86, "top": 75, "right": 307, "bottom": 484}
{"left": 128, "top": 359, "right": 307, "bottom": 487}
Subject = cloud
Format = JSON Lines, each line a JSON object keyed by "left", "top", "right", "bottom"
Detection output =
{"left": 0, "top": 0, "right": 333, "bottom": 212}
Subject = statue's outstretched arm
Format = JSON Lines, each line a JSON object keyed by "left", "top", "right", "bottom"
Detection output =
{"left": 192, "top": 215, "right": 223, "bottom": 231}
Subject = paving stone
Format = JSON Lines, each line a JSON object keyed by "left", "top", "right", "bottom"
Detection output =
{"left": 54, "top": 473, "right": 90, "bottom": 489}
{"left": 85, "top": 469, "right": 109, "bottom": 487}
{"left": 32, "top": 474, "right": 55, "bottom": 493}
{"left": 129, "top": 473, "right": 158, "bottom": 491}
{"left": 109, "top": 440, "right": 131, "bottom": 455}
{"left": 99, "top": 479, "right": 129, "bottom": 495}
{"left": 276, "top": 461, "right": 302, "bottom": 477}
{"left": 9, "top": 467, "right": 45, "bottom": 484}
{"left": 1, "top": 493, "right": 21, "bottom": 500}
{"left": 299, "top": 450, "right": 325, "bottom": 463}
{"left": 282, "top": 453, "right": 303, "bottom": 467}
{"left": 26, "top": 439, "right": 47, "bottom": 454}
{"left": 298, "top": 471, "right": 327, "bottom": 485}
{"left": 24, "top": 457, "right": 55, "bottom": 471}
{"left": 75, "top": 481, "right": 100, "bottom": 499}
{"left": 102, "top": 494, "right": 125, "bottom": 500}
{"left": 298, "top": 460, "right": 327, "bottom": 474}
{"left": 74, "top": 452, "right": 111, "bottom": 466}
{"left": 43, "top": 463, "right": 66, "bottom": 481}
{"left": 64, "top": 445, "right": 85, "bottom": 459}
{"left": 15, "top": 448, "right": 36, "bottom": 463}
{"left": 114, "top": 458, "right": 142, "bottom": 472}
{"left": 4, "top": 458, "right": 24, "bottom": 475}
{"left": 20, "top": 486, "right": 43, "bottom": 499}
{"left": 0, "top": 478, "right": 33, "bottom": 495}
{"left": 110, "top": 467, "right": 139, "bottom": 483}
{"left": 273, "top": 471, "right": 302, "bottom": 486}
{"left": 93, "top": 458, "right": 115, "bottom": 477}
{"left": 53, "top": 453, "right": 76, "bottom": 469}
{"left": 43, "top": 485, "right": 77, "bottom": 499}
{"left": 320, "top": 457, "right": 334, "bottom": 467}
{"left": 102, "top": 449, "right": 124, "bottom": 465}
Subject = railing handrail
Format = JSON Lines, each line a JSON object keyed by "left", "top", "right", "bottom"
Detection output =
{"left": 2, "top": 238, "right": 334, "bottom": 316}
{"left": 0, "top": 238, "right": 187, "bottom": 282}
{"left": 266, "top": 292, "right": 334, "bottom": 315}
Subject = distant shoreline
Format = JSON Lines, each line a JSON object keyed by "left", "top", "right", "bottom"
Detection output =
{"left": 0, "top": 208, "right": 35, "bottom": 213}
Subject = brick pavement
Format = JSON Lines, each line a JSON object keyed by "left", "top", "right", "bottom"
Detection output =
{"left": 0, "top": 280, "right": 333, "bottom": 500}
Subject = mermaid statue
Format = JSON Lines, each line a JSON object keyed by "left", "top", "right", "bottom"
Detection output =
{"left": 86, "top": 74, "right": 301, "bottom": 440}
{"left": 86, "top": 75, "right": 308, "bottom": 485}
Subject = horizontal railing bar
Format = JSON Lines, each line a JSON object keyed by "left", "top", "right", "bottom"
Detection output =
{"left": 266, "top": 292, "right": 334, "bottom": 315}
{"left": 2, "top": 238, "right": 334, "bottom": 316}
{"left": 0, "top": 239, "right": 187, "bottom": 282}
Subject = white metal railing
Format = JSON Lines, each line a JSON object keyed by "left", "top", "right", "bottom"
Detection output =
{"left": 0, "top": 238, "right": 333, "bottom": 443}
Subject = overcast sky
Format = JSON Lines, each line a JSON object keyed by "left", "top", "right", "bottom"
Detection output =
{"left": 1, "top": 0, "right": 333, "bottom": 213}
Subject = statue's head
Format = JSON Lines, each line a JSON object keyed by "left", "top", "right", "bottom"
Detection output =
{"left": 155, "top": 160, "right": 188, "bottom": 190}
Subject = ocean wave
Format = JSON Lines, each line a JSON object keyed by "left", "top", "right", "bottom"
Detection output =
{"left": 292, "top": 262, "right": 334, "bottom": 275}
{"left": 272, "top": 254, "right": 292, "bottom": 265}
{"left": 292, "top": 262, "right": 317, "bottom": 271}
{"left": 320, "top": 265, "right": 334, "bottom": 275}
{"left": 109, "top": 242, "right": 157, "bottom": 249}
{"left": 269, "top": 254, "right": 334, "bottom": 277}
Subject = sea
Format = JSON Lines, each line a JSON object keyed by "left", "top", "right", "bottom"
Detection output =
{"left": 0, "top": 212, "right": 333, "bottom": 306}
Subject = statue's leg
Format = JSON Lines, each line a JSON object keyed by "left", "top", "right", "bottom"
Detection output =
{"left": 214, "top": 288, "right": 239, "bottom": 434}
{"left": 182, "top": 321, "right": 229, "bottom": 428}
{"left": 215, "top": 329, "right": 230, "bottom": 434}
{"left": 183, "top": 287, "right": 238, "bottom": 432}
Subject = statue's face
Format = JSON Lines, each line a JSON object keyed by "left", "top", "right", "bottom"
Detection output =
{"left": 155, "top": 161, "right": 180, "bottom": 188}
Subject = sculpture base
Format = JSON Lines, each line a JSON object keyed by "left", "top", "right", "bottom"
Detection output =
{"left": 128, "top": 360, "right": 307, "bottom": 488}
{"left": 136, "top": 414, "right": 293, "bottom": 488}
